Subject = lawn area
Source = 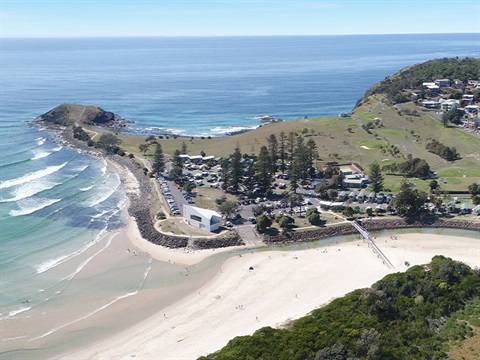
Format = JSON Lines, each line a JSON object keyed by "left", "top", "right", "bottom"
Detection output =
{"left": 192, "top": 187, "right": 237, "bottom": 210}
{"left": 157, "top": 217, "right": 230, "bottom": 237}
{"left": 357, "top": 139, "right": 388, "bottom": 150}
{"left": 377, "top": 128, "right": 405, "bottom": 138}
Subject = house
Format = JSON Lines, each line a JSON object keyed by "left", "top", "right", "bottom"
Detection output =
{"left": 183, "top": 205, "right": 222, "bottom": 232}
{"left": 464, "top": 105, "right": 479, "bottom": 114}
{"left": 453, "top": 79, "right": 464, "bottom": 86}
{"left": 440, "top": 99, "right": 458, "bottom": 111}
{"left": 343, "top": 174, "right": 368, "bottom": 188}
{"left": 462, "top": 94, "right": 474, "bottom": 104}
{"left": 422, "top": 100, "right": 439, "bottom": 109}
{"left": 423, "top": 82, "right": 440, "bottom": 94}
{"left": 435, "top": 79, "right": 451, "bottom": 87}
{"left": 339, "top": 163, "right": 363, "bottom": 176}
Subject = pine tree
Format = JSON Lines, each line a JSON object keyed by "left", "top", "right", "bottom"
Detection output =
{"left": 181, "top": 141, "right": 188, "bottom": 154}
{"left": 152, "top": 143, "right": 165, "bottom": 174}
{"left": 255, "top": 146, "right": 273, "bottom": 196}
{"left": 278, "top": 131, "right": 287, "bottom": 174}
{"left": 305, "top": 138, "right": 318, "bottom": 179}
{"left": 170, "top": 149, "right": 183, "bottom": 180}
{"left": 369, "top": 160, "right": 384, "bottom": 195}
{"left": 228, "top": 146, "right": 243, "bottom": 194}
{"left": 266, "top": 134, "right": 278, "bottom": 174}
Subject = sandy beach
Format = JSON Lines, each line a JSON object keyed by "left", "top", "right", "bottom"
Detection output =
{"left": 65, "top": 227, "right": 480, "bottom": 360}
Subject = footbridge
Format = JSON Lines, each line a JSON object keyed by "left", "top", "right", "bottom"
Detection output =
{"left": 351, "top": 221, "right": 395, "bottom": 269}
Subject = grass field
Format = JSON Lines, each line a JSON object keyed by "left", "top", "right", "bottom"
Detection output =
{"left": 90, "top": 93, "right": 479, "bottom": 194}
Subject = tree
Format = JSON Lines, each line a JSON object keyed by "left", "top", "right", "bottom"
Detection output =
{"left": 152, "top": 143, "right": 165, "bottom": 173}
{"left": 255, "top": 146, "right": 273, "bottom": 197}
{"left": 266, "top": 134, "right": 278, "bottom": 174}
{"left": 342, "top": 206, "right": 355, "bottom": 219}
{"left": 468, "top": 182, "right": 480, "bottom": 196}
{"left": 314, "top": 180, "right": 329, "bottom": 199}
{"left": 217, "top": 200, "right": 240, "bottom": 220}
{"left": 181, "top": 141, "right": 188, "bottom": 154}
{"left": 139, "top": 143, "right": 149, "bottom": 154}
{"left": 305, "top": 138, "right": 318, "bottom": 179}
{"left": 256, "top": 214, "right": 272, "bottom": 232}
{"left": 228, "top": 146, "right": 243, "bottom": 193}
{"left": 96, "top": 134, "right": 122, "bottom": 154}
{"left": 429, "top": 179, "right": 439, "bottom": 192}
{"left": 145, "top": 135, "right": 157, "bottom": 143}
{"left": 288, "top": 193, "right": 304, "bottom": 215}
{"left": 277, "top": 214, "right": 294, "bottom": 230}
{"left": 306, "top": 207, "right": 322, "bottom": 225}
{"left": 329, "top": 173, "right": 344, "bottom": 189}
{"left": 393, "top": 178, "right": 428, "bottom": 218}
{"left": 278, "top": 131, "right": 287, "bottom": 173}
{"left": 328, "top": 189, "right": 338, "bottom": 201}
{"left": 170, "top": 149, "right": 183, "bottom": 181}
{"left": 369, "top": 161, "right": 384, "bottom": 195}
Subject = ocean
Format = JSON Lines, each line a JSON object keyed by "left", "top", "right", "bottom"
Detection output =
{"left": 0, "top": 34, "right": 479, "bottom": 358}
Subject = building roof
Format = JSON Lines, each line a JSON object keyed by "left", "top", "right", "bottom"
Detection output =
{"left": 185, "top": 205, "right": 221, "bottom": 220}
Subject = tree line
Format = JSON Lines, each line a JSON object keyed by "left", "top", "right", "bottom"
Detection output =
{"left": 220, "top": 132, "right": 318, "bottom": 197}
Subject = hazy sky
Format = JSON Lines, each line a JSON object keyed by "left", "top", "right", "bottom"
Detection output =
{"left": 1, "top": 0, "right": 479, "bottom": 38}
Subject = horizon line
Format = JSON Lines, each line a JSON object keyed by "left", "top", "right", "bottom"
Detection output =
{"left": 1, "top": 32, "right": 478, "bottom": 40}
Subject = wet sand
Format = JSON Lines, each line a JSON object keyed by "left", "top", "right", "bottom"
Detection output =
{"left": 63, "top": 228, "right": 479, "bottom": 360}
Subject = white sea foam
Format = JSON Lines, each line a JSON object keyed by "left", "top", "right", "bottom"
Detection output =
{"left": 0, "top": 180, "right": 60, "bottom": 203}
{"left": 35, "top": 137, "right": 46, "bottom": 146}
{"left": 72, "top": 164, "right": 89, "bottom": 173}
{"left": 9, "top": 198, "right": 61, "bottom": 217}
{"left": 31, "top": 151, "right": 52, "bottom": 160}
{"left": 79, "top": 185, "right": 94, "bottom": 192}
{"left": 34, "top": 221, "right": 112, "bottom": 274}
{"left": 209, "top": 125, "right": 257, "bottom": 135}
{"left": 8, "top": 306, "right": 31, "bottom": 317}
{"left": 101, "top": 159, "right": 107, "bottom": 176}
{"left": 91, "top": 209, "right": 110, "bottom": 219}
{"left": 0, "top": 163, "right": 67, "bottom": 190}
{"left": 86, "top": 180, "right": 119, "bottom": 207}
{"left": 1, "top": 335, "right": 28, "bottom": 342}
{"left": 61, "top": 234, "right": 113, "bottom": 281}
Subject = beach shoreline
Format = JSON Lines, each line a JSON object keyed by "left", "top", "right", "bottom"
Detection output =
{"left": 62, "top": 229, "right": 480, "bottom": 360}
{"left": 33, "top": 118, "right": 480, "bottom": 360}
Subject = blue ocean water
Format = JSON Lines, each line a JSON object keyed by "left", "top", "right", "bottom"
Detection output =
{"left": 0, "top": 34, "right": 479, "bottom": 355}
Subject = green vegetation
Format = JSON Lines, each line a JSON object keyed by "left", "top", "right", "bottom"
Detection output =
{"left": 362, "top": 58, "right": 480, "bottom": 104}
{"left": 426, "top": 139, "right": 460, "bottom": 161}
{"left": 199, "top": 256, "right": 480, "bottom": 360}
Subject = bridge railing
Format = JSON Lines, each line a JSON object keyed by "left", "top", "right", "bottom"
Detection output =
{"left": 351, "top": 221, "right": 394, "bottom": 269}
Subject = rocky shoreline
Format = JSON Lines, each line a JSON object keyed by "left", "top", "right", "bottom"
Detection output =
{"left": 36, "top": 121, "right": 244, "bottom": 250}
{"left": 263, "top": 218, "right": 480, "bottom": 244}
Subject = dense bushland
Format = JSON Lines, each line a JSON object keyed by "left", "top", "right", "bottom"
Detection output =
{"left": 200, "top": 256, "right": 480, "bottom": 360}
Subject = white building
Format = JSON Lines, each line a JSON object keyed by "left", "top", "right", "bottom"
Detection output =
{"left": 183, "top": 205, "right": 222, "bottom": 232}
{"left": 439, "top": 99, "right": 458, "bottom": 111}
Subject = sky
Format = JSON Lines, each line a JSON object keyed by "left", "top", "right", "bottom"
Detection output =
{"left": 1, "top": 0, "right": 479, "bottom": 38}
